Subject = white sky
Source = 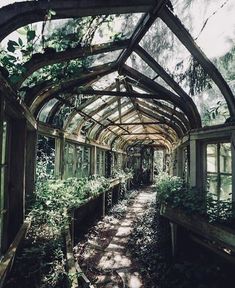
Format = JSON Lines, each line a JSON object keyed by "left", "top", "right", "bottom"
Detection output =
{"left": 0, "top": 0, "right": 32, "bottom": 8}
{"left": 0, "top": 0, "right": 235, "bottom": 60}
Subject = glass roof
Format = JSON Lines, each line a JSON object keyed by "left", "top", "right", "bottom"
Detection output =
{"left": 171, "top": 0, "right": 235, "bottom": 93}
{"left": 38, "top": 98, "right": 58, "bottom": 122}
{"left": 172, "top": 0, "right": 235, "bottom": 59}
{"left": 67, "top": 113, "right": 83, "bottom": 133}
{"left": 2, "top": 1, "right": 235, "bottom": 146}
{"left": 87, "top": 50, "right": 122, "bottom": 67}
{"left": 91, "top": 13, "right": 144, "bottom": 45}
{"left": 192, "top": 82, "right": 229, "bottom": 126}
{"left": 91, "top": 72, "right": 118, "bottom": 90}
{"left": 140, "top": 17, "right": 212, "bottom": 96}
{"left": 126, "top": 52, "right": 157, "bottom": 79}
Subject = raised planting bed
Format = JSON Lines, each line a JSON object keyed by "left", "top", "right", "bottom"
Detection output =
{"left": 1, "top": 176, "right": 132, "bottom": 288}
{"left": 160, "top": 204, "right": 235, "bottom": 261}
{"left": 71, "top": 176, "right": 132, "bottom": 243}
{"left": 0, "top": 220, "right": 31, "bottom": 288}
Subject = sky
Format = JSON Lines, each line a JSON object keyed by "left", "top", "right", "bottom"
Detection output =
{"left": 0, "top": 0, "right": 235, "bottom": 60}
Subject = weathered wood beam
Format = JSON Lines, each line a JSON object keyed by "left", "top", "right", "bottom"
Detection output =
{"left": 75, "top": 97, "right": 118, "bottom": 134}
{"left": 135, "top": 44, "right": 201, "bottom": 127}
{"left": 0, "top": 75, "right": 37, "bottom": 128}
{"left": 117, "top": 0, "right": 168, "bottom": 66}
{"left": 107, "top": 122, "right": 161, "bottom": 126}
{"left": 122, "top": 78, "right": 149, "bottom": 134}
{"left": 17, "top": 40, "right": 129, "bottom": 89}
{"left": 121, "top": 132, "right": 163, "bottom": 135}
{"left": 0, "top": 220, "right": 31, "bottom": 288}
{"left": 102, "top": 110, "right": 177, "bottom": 144}
{"left": 159, "top": 7, "right": 235, "bottom": 117}
{"left": 116, "top": 78, "right": 122, "bottom": 123}
{"left": 0, "top": 0, "right": 155, "bottom": 41}
{"left": 77, "top": 99, "right": 131, "bottom": 136}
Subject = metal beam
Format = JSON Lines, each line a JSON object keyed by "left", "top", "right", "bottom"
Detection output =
{"left": 107, "top": 122, "right": 161, "bottom": 126}
{"left": 73, "top": 88, "right": 179, "bottom": 100}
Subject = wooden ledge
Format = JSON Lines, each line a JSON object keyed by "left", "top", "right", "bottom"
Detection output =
{"left": 0, "top": 219, "right": 31, "bottom": 288}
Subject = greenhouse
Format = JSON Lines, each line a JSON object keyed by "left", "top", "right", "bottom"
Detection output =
{"left": 0, "top": 0, "right": 235, "bottom": 287}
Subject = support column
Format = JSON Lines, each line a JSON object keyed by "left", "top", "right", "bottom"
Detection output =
{"left": 170, "top": 222, "right": 178, "bottom": 257}
{"left": 91, "top": 145, "right": 97, "bottom": 176}
{"left": 176, "top": 147, "right": 183, "bottom": 178}
{"left": 55, "top": 134, "right": 65, "bottom": 179}
{"left": 25, "top": 129, "right": 37, "bottom": 212}
{"left": 8, "top": 119, "right": 27, "bottom": 245}
{"left": 231, "top": 132, "right": 235, "bottom": 212}
{"left": 189, "top": 139, "right": 197, "bottom": 187}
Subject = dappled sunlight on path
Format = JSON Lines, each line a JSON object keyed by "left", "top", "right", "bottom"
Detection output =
{"left": 74, "top": 187, "right": 156, "bottom": 287}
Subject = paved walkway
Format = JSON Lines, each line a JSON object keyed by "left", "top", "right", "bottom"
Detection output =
{"left": 74, "top": 187, "right": 155, "bottom": 288}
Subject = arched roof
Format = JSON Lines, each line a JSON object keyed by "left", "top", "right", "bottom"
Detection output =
{"left": 1, "top": 0, "right": 235, "bottom": 150}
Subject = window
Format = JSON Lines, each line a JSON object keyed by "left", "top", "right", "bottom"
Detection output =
{"left": 65, "top": 143, "right": 91, "bottom": 178}
{"left": 206, "top": 143, "right": 232, "bottom": 201}
{"left": 96, "top": 149, "right": 106, "bottom": 176}
{"left": 65, "top": 143, "right": 75, "bottom": 178}
{"left": 182, "top": 146, "right": 190, "bottom": 185}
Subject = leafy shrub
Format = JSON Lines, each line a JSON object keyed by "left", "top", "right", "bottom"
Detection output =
{"left": 6, "top": 152, "right": 111, "bottom": 288}
{"left": 155, "top": 172, "right": 234, "bottom": 224}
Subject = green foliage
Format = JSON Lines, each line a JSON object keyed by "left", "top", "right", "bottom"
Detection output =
{"left": 7, "top": 151, "right": 111, "bottom": 287}
{"left": 155, "top": 172, "right": 184, "bottom": 204}
{"left": 155, "top": 172, "right": 234, "bottom": 224}
{"left": 32, "top": 168, "right": 110, "bottom": 234}
{"left": 128, "top": 197, "right": 234, "bottom": 288}
{"left": 0, "top": 14, "right": 115, "bottom": 87}
{"left": 202, "top": 100, "right": 229, "bottom": 126}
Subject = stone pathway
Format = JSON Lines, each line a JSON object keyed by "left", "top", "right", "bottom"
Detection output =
{"left": 74, "top": 187, "right": 156, "bottom": 288}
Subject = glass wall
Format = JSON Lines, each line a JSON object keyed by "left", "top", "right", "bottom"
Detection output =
{"left": 206, "top": 142, "right": 232, "bottom": 201}
{"left": 96, "top": 148, "right": 106, "bottom": 176}
{"left": 0, "top": 120, "right": 8, "bottom": 255}
{"left": 64, "top": 142, "right": 91, "bottom": 178}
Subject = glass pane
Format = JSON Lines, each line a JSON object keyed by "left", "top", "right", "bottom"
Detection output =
{"left": 65, "top": 143, "right": 75, "bottom": 178}
{"left": 87, "top": 50, "right": 122, "bottom": 67}
{"left": 220, "top": 143, "right": 231, "bottom": 173}
{"left": 67, "top": 114, "right": 83, "bottom": 133}
{"left": 38, "top": 99, "right": 58, "bottom": 122}
{"left": 93, "top": 72, "right": 119, "bottom": 90}
{"left": 126, "top": 52, "right": 157, "bottom": 79}
{"left": 207, "top": 173, "right": 218, "bottom": 196}
{"left": 76, "top": 146, "right": 83, "bottom": 178}
{"left": 171, "top": 0, "right": 235, "bottom": 96}
{"left": 91, "top": 13, "right": 144, "bottom": 45}
{"left": 83, "top": 147, "right": 91, "bottom": 177}
{"left": 172, "top": 0, "right": 235, "bottom": 59}
{"left": 207, "top": 144, "right": 217, "bottom": 173}
{"left": 220, "top": 175, "right": 232, "bottom": 201}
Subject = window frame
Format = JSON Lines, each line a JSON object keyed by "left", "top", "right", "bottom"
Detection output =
{"left": 205, "top": 140, "right": 232, "bottom": 202}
